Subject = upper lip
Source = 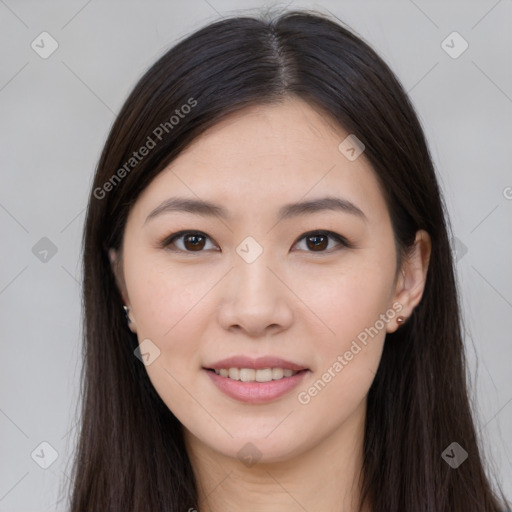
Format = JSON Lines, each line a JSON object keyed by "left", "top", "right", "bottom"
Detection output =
{"left": 205, "top": 356, "right": 308, "bottom": 371}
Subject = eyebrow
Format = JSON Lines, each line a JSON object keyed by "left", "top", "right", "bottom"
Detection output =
{"left": 144, "top": 195, "right": 367, "bottom": 225}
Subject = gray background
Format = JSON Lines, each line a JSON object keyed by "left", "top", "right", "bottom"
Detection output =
{"left": 0, "top": 0, "right": 511, "bottom": 510}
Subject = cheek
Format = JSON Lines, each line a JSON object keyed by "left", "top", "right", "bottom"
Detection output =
{"left": 298, "top": 259, "right": 395, "bottom": 350}
{"left": 312, "top": 279, "right": 388, "bottom": 379}
{"left": 123, "top": 253, "right": 220, "bottom": 393}
{"left": 123, "top": 257, "right": 214, "bottom": 417}
{"left": 125, "top": 252, "right": 210, "bottom": 336}
{"left": 292, "top": 253, "right": 395, "bottom": 410}
{"left": 294, "top": 272, "right": 390, "bottom": 423}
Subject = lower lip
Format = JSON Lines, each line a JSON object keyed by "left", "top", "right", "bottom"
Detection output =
{"left": 204, "top": 369, "right": 309, "bottom": 404}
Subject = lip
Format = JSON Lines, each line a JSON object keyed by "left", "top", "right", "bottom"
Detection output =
{"left": 204, "top": 355, "right": 308, "bottom": 372}
{"left": 204, "top": 367, "right": 309, "bottom": 404}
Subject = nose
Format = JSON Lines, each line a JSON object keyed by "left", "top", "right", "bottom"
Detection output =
{"left": 217, "top": 254, "right": 294, "bottom": 338}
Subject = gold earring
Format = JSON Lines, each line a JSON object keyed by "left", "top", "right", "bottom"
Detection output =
{"left": 396, "top": 315, "right": 406, "bottom": 326}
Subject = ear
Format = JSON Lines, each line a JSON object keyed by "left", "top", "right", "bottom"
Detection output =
{"left": 387, "top": 230, "right": 431, "bottom": 333}
{"left": 109, "top": 248, "right": 137, "bottom": 333}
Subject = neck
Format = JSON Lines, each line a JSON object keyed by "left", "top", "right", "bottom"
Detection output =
{"left": 184, "top": 400, "right": 370, "bottom": 512}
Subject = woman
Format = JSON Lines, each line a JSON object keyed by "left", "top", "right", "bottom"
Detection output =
{"left": 68, "top": 9, "right": 510, "bottom": 512}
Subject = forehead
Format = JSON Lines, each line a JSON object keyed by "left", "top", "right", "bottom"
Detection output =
{"left": 132, "top": 98, "right": 389, "bottom": 224}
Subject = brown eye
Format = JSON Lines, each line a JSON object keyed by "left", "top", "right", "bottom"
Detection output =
{"left": 161, "top": 229, "right": 350, "bottom": 254}
{"left": 182, "top": 233, "right": 207, "bottom": 251}
{"left": 162, "top": 231, "right": 217, "bottom": 253}
{"left": 293, "top": 230, "right": 349, "bottom": 253}
{"left": 305, "top": 234, "right": 329, "bottom": 251}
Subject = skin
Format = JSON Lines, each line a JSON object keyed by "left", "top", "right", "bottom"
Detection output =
{"left": 110, "top": 97, "right": 431, "bottom": 512}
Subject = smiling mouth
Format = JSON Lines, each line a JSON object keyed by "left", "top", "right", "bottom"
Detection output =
{"left": 205, "top": 367, "right": 308, "bottom": 382}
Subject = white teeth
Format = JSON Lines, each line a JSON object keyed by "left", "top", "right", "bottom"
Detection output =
{"left": 239, "top": 368, "right": 255, "bottom": 382}
{"left": 272, "top": 368, "right": 284, "bottom": 379}
{"left": 228, "top": 368, "right": 240, "bottom": 380}
{"left": 213, "top": 367, "right": 300, "bottom": 382}
{"left": 255, "top": 368, "right": 273, "bottom": 382}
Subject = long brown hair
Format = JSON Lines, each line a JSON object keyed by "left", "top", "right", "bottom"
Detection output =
{"left": 67, "top": 9, "right": 509, "bottom": 511}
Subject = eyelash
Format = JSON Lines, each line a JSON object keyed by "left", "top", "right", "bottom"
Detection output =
{"left": 159, "top": 230, "right": 353, "bottom": 254}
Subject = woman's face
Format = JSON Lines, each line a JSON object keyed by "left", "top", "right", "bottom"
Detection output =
{"left": 111, "top": 97, "right": 427, "bottom": 463}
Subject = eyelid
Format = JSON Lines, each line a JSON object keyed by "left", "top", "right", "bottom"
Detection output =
{"left": 160, "top": 230, "right": 218, "bottom": 252}
{"left": 160, "top": 229, "right": 353, "bottom": 253}
{"left": 291, "top": 230, "right": 353, "bottom": 251}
